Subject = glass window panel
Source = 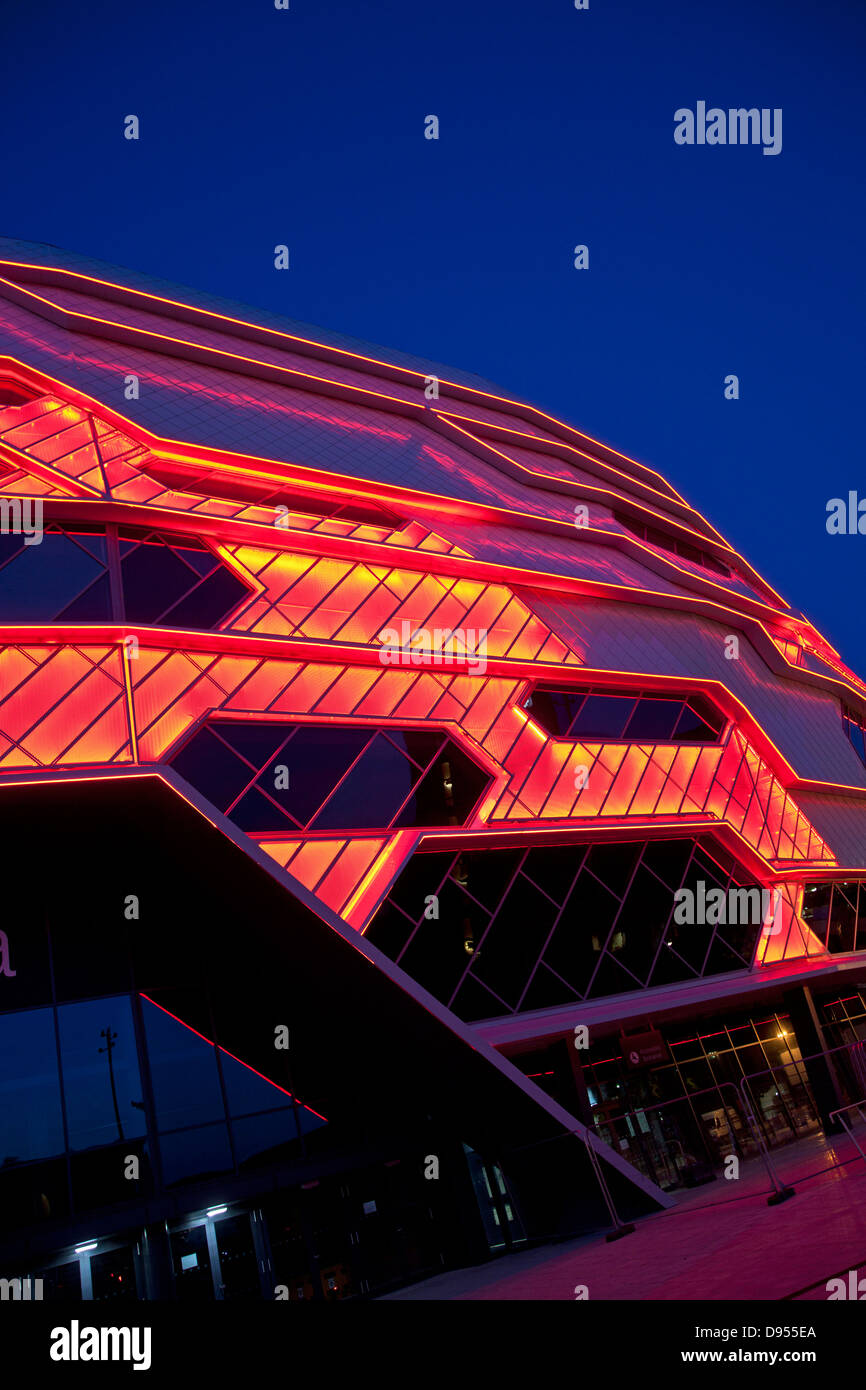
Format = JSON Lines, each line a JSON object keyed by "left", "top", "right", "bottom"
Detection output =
{"left": 161, "top": 566, "right": 249, "bottom": 630}
{"left": 621, "top": 698, "right": 683, "bottom": 742}
{"left": 169, "top": 540, "right": 217, "bottom": 577}
{"left": 0, "top": 533, "right": 105, "bottom": 620}
{"left": 58, "top": 996, "right": 146, "bottom": 1151}
{"left": 664, "top": 919, "right": 713, "bottom": 974}
{"left": 393, "top": 739, "right": 489, "bottom": 828}
{"left": 71, "top": 1138, "right": 152, "bottom": 1212}
{"left": 365, "top": 899, "right": 416, "bottom": 960}
{"left": 0, "top": 532, "right": 26, "bottom": 568}
{"left": 516, "top": 964, "right": 579, "bottom": 1013}
{"left": 170, "top": 727, "right": 257, "bottom": 811}
{"left": 160, "top": 1123, "right": 233, "bottom": 1187}
{"left": 212, "top": 720, "right": 294, "bottom": 770}
{"left": 525, "top": 688, "right": 586, "bottom": 737}
{"left": 684, "top": 693, "right": 725, "bottom": 736}
{"left": 543, "top": 870, "right": 620, "bottom": 997}
{"left": 828, "top": 884, "right": 857, "bottom": 953}
{"left": 381, "top": 728, "right": 446, "bottom": 771}
{"left": 586, "top": 952, "right": 643, "bottom": 1000}
{"left": 30, "top": 1260, "right": 82, "bottom": 1301}
{"left": 398, "top": 879, "right": 486, "bottom": 1003}
{"left": 232, "top": 1110, "right": 304, "bottom": 1168}
{"left": 90, "top": 1245, "right": 139, "bottom": 1302}
{"left": 0, "top": 1008, "right": 65, "bottom": 1164}
{"left": 387, "top": 850, "right": 454, "bottom": 921}
{"left": 569, "top": 695, "right": 637, "bottom": 740}
{"left": 0, "top": 916, "right": 52, "bottom": 1009}
{"left": 450, "top": 848, "right": 524, "bottom": 911}
{"left": 800, "top": 883, "right": 832, "bottom": 945}
{"left": 142, "top": 995, "right": 227, "bottom": 1131}
{"left": 470, "top": 876, "right": 558, "bottom": 1008}
{"left": 312, "top": 732, "right": 416, "bottom": 830}
{"left": 51, "top": 912, "right": 131, "bottom": 1002}
{"left": 220, "top": 1049, "right": 296, "bottom": 1119}
{"left": 640, "top": 838, "right": 694, "bottom": 888}
{"left": 647, "top": 945, "right": 698, "bottom": 989}
{"left": 56, "top": 571, "right": 113, "bottom": 621}
{"left": 604, "top": 865, "right": 673, "bottom": 982}
{"left": 521, "top": 845, "right": 585, "bottom": 905}
{"left": 450, "top": 973, "right": 511, "bottom": 1023}
{"left": 121, "top": 539, "right": 199, "bottom": 623}
{"left": 584, "top": 841, "right": 641, "bottom": 898}
{"left": 230, "top": 786, "right": 299, "bottom": 832}
{"left": 673, "top": 704, "right": 718, "bottom": 742}
{"left": 258, "top": 726, "right": 371, "bottom": 828}
{"left": 0, "top": 1156, "right": 69, "bottom": 1231}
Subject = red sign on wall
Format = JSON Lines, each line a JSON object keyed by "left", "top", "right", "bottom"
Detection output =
{"left": 620, "top": 1029, "right": 669, "bottom": 1069}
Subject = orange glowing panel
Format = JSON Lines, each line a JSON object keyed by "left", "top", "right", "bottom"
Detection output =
{"left": 282, "top": 838, "right": 348, "bottom": 896}
{"left": 314, "top": 837, "right": 389, "bottom": 915}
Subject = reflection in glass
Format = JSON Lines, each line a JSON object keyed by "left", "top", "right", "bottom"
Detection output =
{"left": 0, "top": 1009, "right": 65, "bottom": 1165}
{"left": 58, "top": 997, "right": 146, "bottom": 1151}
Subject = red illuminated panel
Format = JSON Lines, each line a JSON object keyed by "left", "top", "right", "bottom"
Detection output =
{"left": 0, "top": 644, "right": 132, "bottom": 768}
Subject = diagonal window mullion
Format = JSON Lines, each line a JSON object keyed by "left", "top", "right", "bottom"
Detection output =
{"left": 445, "top": 850, "right": 528, "bottom": 1006}
{"left": 394, "top": 853, "right": 462, "bottom": 962}
{"left": 303, "top": 731, "right": 380, "bottom": 829}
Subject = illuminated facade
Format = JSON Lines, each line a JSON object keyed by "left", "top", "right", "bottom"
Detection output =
{"left": 1, "top": 238, "right": 866, "bottom": 1300}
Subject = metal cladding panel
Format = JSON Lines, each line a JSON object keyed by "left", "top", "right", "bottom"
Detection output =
{"left": 0, "top": 300, "right": 581, "bottom": 518}
{"left": 0, "top": 237, "right": 499, "bottom": 392}
{"left": 437, "top": 524, "right": 689, "bottom": 595}
{"left": 529, "top": 595, "right": 866, "bottom": 789}
{"left": 794, "top": 793, "right": 866, "bottom": 867}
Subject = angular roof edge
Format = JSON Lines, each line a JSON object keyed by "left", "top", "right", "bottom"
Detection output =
{"left": 0, "top": 236, "right": 502, "bottom": 394}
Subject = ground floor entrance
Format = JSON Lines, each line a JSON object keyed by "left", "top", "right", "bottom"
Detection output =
{"left": 21, "top": 1143, "right": 528, "bottom": 1301}
{"left": 513, "top": 987, "right": 866, "bottom": 1193}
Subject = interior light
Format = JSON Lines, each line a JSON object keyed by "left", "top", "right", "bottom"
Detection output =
{"left": 206, "top": 1205, "right": 227, "bottom": 1217}
{"left": 75, "top": 1242, "right": 97, "bottom": 1254}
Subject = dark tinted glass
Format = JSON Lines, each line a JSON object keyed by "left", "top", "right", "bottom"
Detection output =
{"left": 170, "top": 727, "right": 257, "bottom": 810}
{"left": 0, "top": 532, "right": 106, "bottom": 620}
{"left": 521, "top": 845, "right": 586, "bottom": 904}
{"left": 142, "top": 995, "right": 227, "bottom": 1131}
{"left": 311, "top": 732, "right": 414, "bottom": 830}
{"left": 452, "top": 848, "right": 524, "bottom": 910}
{"left": 525, "top": 688, "right": 586, "bottom": 737}
{"left": 220, "top": 1048, "right": 297, "bottom": 1119}
{"left": 58, "top": 996, "right": 146, "bottom": 1151}
{"left": 584, "top": 841, "right": 641, "bottom": 897}
{"left": 470, "top": 877, "right": 557, "bottom": 1008}
{"left": 382, "top": 728, "right": 446, "bottom": 770}
{"left": 673, "top": 704, "right": 718, "bottom": 742}
{"left": 162, "top": 566, "right": 249, "bottom": 629}
{"left": 393, "top": 739, "right": 489, "bottom": 828}
{"left": 260, "top": 725, "right": 371, "bottom": 827}
{"left": 121, "top": 539, "right": 195, "bottom": 622}
{"left": 570, "top": 695, "right": 636, "bottom": 739}
{"left": 622, "top": 698, "right": 682, "bottom": 741}
{"left": 0, "top": 1008, "right": 65, "bottom": 1164}
{"left": 160, "top": 1123, "right": 234, "bottom": 1187}
{"left": 213, "top": 721, "right": 293, "bottom": 769}
{"left": 57, "top": 571, "right": 113, "bottom": 621}
{"left": 120, "top": 532, "right": 250, "bottom": 628}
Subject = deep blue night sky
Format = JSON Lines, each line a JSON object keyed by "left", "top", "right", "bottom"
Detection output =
{"left": 3, "top": 0, "right": 865, "bottom": 670}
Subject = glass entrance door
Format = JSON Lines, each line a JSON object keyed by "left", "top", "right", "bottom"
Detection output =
{"left": 169, "top": 1209, "right": 265, "bottom": 1300}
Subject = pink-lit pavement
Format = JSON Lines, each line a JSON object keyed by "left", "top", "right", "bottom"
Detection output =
{"left": 383, "top": 1131, "right": 866, "bottom": 1301}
